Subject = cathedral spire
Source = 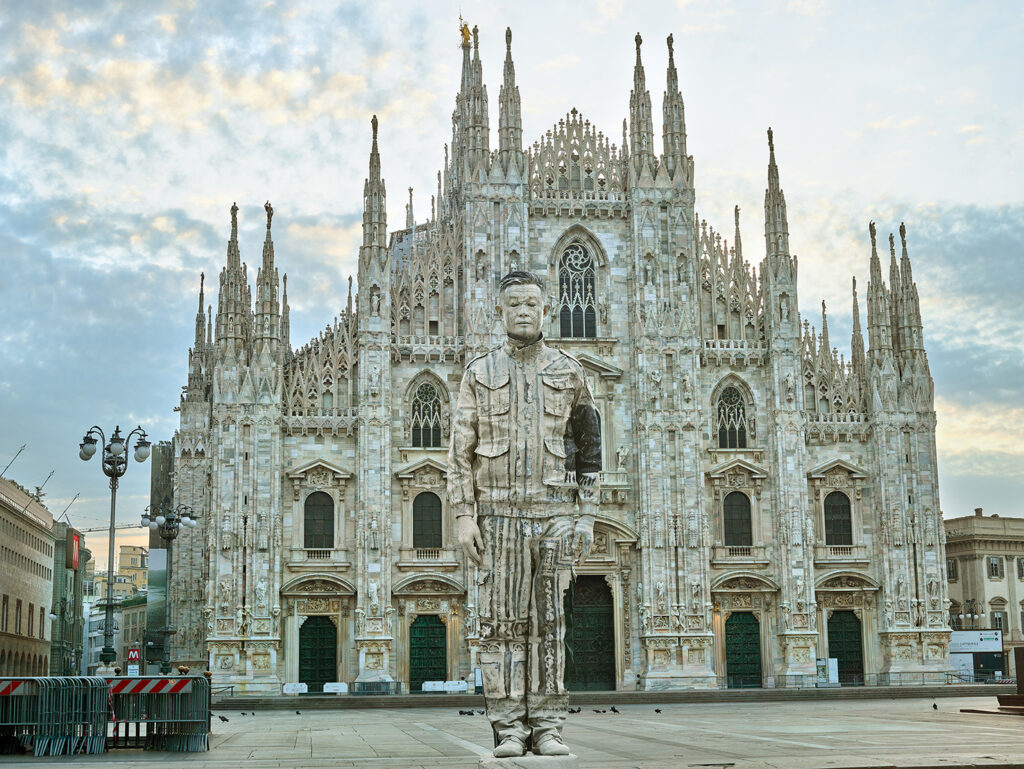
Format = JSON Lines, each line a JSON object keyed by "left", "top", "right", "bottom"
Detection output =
{"left": 280, "top": 273, "right": 290, "bottom": 359}
{"left": 661, "top": 33, "right": 687, "bottom": 178}
{"left": 498, "top": 27, "right": 523, "bottom": 174}
{"left": 406, "top": 187, "right": 414, "bottom": 229}
{"left": 255, "top": 201, "right": 280, "bottom": 352}
{"left": 733, "top": 206, "right": 742, "bottom": 261}
{"left": 851, "top": 276, "right": 866, "bottom": 378}
{"left": 629, "top": 32, "right": 654, "bottom": 179}
{"left": 361, "top": 115, "right": 387, "bottom": 252}
{"left": 261, "top": 201, "right": 275, "bottom": 272}
{"left": 763, "top": 128, "right": 790, "bottom": 262}
{"left": 819, "top": 300, "right": 830, "bottom": 353}
{"left": 866, "top": 221, "right": 893, "bottom": 356}
{"left": 194, "top": 272, "right": 206, "bottom": 349}
{"left": 454, "top": 21, "right": 489, "bottom": 179}
{"left": 897, "top": 222, "right": 924, "bottom": 353}
{"left": 216, "top": 202, "right": 252, "bottom": 357}
{"left": 227, "top": 201, "right": 240, "bottom": 268}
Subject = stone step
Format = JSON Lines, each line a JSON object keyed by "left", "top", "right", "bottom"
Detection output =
{"left": 215, "top": 683, "right": 1012, "bottom": 711}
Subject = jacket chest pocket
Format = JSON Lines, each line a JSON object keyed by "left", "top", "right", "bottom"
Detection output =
{"left": 475, "top": 370, "right": 511, "bottom": 446}
{"left": 542, "top": 375, "right": 574, "bottom": 418}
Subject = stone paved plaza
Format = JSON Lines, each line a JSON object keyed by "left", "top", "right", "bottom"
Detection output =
{"left": 8, "top": 696, "right": 1024, "bottom": 768}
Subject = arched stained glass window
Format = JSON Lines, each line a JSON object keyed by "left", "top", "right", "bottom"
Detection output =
{"left": 411, "top": 382, "right": 443, "bottom": 448}
{"left": 304, "top": 491, "right": 334, "bottom": 549}
{"left": 824, "top": 491, "right": 852, "bottom": 546}
{"left": 413, "top": 492, "right": 442, "bottom": 549}
{"left": 723, "top": 491, "right": 752, "bottom": 547}
{"left": 559, "top": 243, "right": 596, "bottom": 338}
{"left": 716, "top": 386, "right": 751, "bottom": 449}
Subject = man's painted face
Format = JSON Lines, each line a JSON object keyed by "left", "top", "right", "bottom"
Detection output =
{"left": 497, "top": 284, "right": 547, "bottom": 344}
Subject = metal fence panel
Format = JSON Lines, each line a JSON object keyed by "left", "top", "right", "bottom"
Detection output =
{"left": 106, "top": 676, "right": 210, "bottom": 752}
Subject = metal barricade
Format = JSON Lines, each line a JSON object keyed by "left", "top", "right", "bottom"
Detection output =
{"left": 106, "top": 676, "right": 210, "bottom": 752}
{"left": 0, "top": 678, "right": 39, "bottom": 755}
{"left": 0, "top": 677, "right": 107, "bottom": 756}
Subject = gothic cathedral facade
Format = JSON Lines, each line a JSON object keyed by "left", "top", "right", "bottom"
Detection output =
{"left": 167, "top": 28, "right": 951, "bottom": 692}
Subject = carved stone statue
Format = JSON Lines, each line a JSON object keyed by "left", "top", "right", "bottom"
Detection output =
{"left": 449, "top": 271, "right": 599, "bottom": 759}
{"left": 616, "top": 444, "right": 629, "bottom": 471}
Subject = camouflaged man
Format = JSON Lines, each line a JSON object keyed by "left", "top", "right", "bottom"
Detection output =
{"left": 448, "top": 270, "right": 601, "bottom": 759}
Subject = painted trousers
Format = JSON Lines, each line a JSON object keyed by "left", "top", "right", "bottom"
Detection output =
{"left": 477, "top": 514, "right": 574, "bottom": 743}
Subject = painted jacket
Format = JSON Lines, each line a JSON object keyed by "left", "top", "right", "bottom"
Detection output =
{"left": 447, "top": 335, "right": 601, "bottom": 517}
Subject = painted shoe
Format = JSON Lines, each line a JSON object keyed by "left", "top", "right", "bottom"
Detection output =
{"left": 534, "top": 734, "right": 571, "bottom": 756}
{"left": 493, "top": 736, "right": 526, "bottom": 758}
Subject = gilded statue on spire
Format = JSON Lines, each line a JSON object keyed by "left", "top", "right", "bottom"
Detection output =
{"left": 460, "top": 17, "right": 471, "bottom": 47}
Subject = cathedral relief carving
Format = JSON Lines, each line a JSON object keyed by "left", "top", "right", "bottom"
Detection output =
{"left": 286, "top": 459, "right": 352, "bottom": 500}
{"left": 395, "top": 458, "right": 448, "bottom": 500}
{"left": 711, "top": 574, "right": 778, "bottom": 624}
{"left": 808, "top": 459, "right": 867, "bottom": 501}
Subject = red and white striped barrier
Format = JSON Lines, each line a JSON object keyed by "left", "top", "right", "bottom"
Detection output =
{"left": 0, "top": 679, "right": 32, "bottom": 696}
{"left": 105, "top": 677, "right": 193, "bottom": 694}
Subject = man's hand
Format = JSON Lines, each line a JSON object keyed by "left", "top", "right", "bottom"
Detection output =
{"left": 457, "top": 516, "right": 484, "bottom": 566}
{"left": 571, "top": 514, "right": 595, "bottom": 565}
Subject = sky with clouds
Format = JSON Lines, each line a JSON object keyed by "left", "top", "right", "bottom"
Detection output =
{"left": 1, "top": 0, "right": 1021, "bottom": 569}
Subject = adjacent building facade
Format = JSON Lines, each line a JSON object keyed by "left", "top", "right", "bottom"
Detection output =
{"left": 165, "top": 27, "right": 951, "bottom": 692}
{"left": 48, "top": 521, "right": 89, "bottom": 675}
{"left": 0, "top": 477, "right": 56, "bottom": 676}
{"left": 945, "top": 508, "right": 1024, "bottom": 676}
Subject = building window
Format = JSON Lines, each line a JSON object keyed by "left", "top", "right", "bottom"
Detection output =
{"left": 558, "top": 243, "right": 597, "bottom": 338}
{"left": 716, "top": 386, "right": 752, "bottom": 449}
{"left": 303, "top": 491, "right": 334, "bottom": 550}
{"left": 988, "top": 556, "right": 1003, "bottom": 579}
{"left": 947, "top": 559, "right": 959, "bottom": 581}
{"left": 411, "top": 382, "right": 443, "bottom": 448}
{"left": 723, "top": 491, "right": 752, "bottom": 547}
{"left": 1, "top": 595, "right": 7, "bottom": 632}
{"left": 39, "top": 607, "right": 45, "bottom": 640}
{"left": 991, "top": 611, "right": 1004, "bottom": 631}
{"left": 823, "top": 491, "right": 853, "bottom": 546}
{"left": 1018, "top": 558, "right": 1024, "bottom": 580}
{"left": 413, "top": 492, "right": 443, "bottom": 549}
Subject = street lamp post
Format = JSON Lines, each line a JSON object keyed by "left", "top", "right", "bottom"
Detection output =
{"left": 958, "top": 598, "right": 986, "bottom": 629}
{"left": 79, "top": 425, "right": 151, "bottom": 667}
{"left": 141, "top": 503, "right": 197, "bottom": 674}
{"left": 48, "top": 599, "right": 69, "bottom": 675}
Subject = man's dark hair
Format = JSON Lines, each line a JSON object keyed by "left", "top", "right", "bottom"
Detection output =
{"left": 498, "top": 270, "right": 544, "bottom": 295}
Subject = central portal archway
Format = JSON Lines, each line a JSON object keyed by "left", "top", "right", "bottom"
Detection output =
{"left": 409, "top": 615, "right": 447, "bottom": 692}
{"left": 563, "top": 575, "right": 615, "bottom": 691}
{"left": 724, "top": 612, "right": 762, "bottom": 688}
{"left": 299, "top": 616, "right": 337, "bottom": 693}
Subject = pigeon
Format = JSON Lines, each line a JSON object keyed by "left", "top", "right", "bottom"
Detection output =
{"left": 296, "top": 710, "right": 301, "bottom": 715}
{"left": 610, "top": 706, "right": 620, "bottom": 714}
{"left": 217, "top": 715, "right": 229, "bottom": 722}
{"left": 932, "top": 703, "right": 938, "bottom": 710}
{"left": 601, "top": 710, "right": 607, "bottom": 714}
{"left": 477, "top": 710, "right": 485, "bottom": 715}
{"left": 568, "top": 707, "right": 581, "bottom": 714}
{"left": 240, "top": 712, "right": 247, "bottom": 716}
{"left": 593, "top": 709, "right": 602, "bottom": 713}
{"left": 654, "top": 709, "right": 662, "bottom": 714}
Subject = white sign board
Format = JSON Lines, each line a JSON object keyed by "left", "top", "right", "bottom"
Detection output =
{"left": 444, "top": 680, "right": 468, "bottom": 693}
{"left": 421, "top": 681, "right": 445, "bottom": 692}
{"left": 950, "top": 653, "right": 973, "bottom": 677}
{"left": 282, "top": 682, "right": 308, "bottom": 695}
{"left": 126, "top": 664, "right": 140, "bottom": 676}
{"left": 323, "top": 682, "right": 348, "bottom": 694}
{"left": 950, "top": 630, "right": 1002, "bottom": 653}
{"left": 828, "top": 658, "right": 839, "bottom": 684}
